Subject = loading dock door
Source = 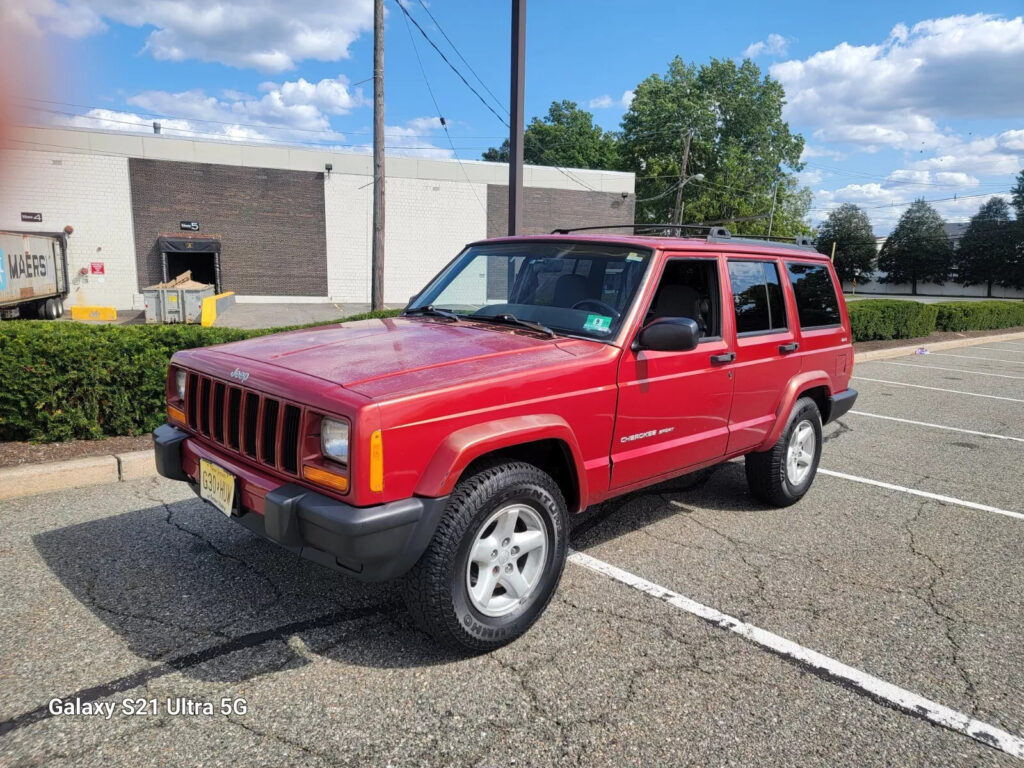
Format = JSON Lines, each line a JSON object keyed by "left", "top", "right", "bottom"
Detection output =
{"left": 158, "top": 236, "right": 222, "bottom": 294}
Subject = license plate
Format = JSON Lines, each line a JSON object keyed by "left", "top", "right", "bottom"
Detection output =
{"left": 199, "top": 459, "right": 236, "bottom": 517}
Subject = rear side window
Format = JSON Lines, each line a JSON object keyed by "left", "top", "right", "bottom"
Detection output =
{"left": 786, "top": 262, "right": 841, "bottom": 328}
{"left": 727, "top": 260, "right": 787, "bottom": 334}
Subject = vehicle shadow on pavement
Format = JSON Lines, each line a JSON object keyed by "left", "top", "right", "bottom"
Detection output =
{"left": 570, "top": 462, "right": 765, "bottom": 551}
{"left": 32, "top": 498, "right": 465, "bottom": 687}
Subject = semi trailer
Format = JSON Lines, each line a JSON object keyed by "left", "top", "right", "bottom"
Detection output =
{"left": 0, "top": 230, "right": 70, "bottom": 320}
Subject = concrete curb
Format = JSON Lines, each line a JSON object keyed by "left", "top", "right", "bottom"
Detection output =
{"left": 4, "top": 331, "right": 1024, "bottom": 500}
{"left": 0, "top": 450, "right": 155, "bottom": 501}
{"left": 853, "top": 329, "right": 1024, "bottom": 362}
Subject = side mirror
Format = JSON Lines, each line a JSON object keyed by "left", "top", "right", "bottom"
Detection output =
{"left": 634, "top": 317, "right": 699, "bottom": 352}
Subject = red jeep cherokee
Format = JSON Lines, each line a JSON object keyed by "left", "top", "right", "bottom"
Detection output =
{"left": 154, "top": 227, "right": 856, "bottom": 650}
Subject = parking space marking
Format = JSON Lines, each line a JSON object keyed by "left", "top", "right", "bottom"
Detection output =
{"left": 971, "top": 347, "right": 1024, "bottom": 354}
{"left": 870, "top": 361, "right": 1024, "bottom": 380}
{"left": 568, "top": 550, "right": 1024, "bottom": 760}
{"left": 926, "top": 352, "right": 1024, "bottom": 366}
{"left": 818, "top": 469, "right": 1024, "bottom": 521}
{"left": 846, "top": 410, "right": 1024, "bottom": 443}
{"left": 854, "top": 377, "right": 1024, "bottom": 403}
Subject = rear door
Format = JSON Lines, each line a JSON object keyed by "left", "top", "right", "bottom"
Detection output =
{"left": 783, "top": 259, "right": 850, "bottom": 385}
{"left": 724, "top": 257, "right": 802, "bottom": 453}
{"left": 611, "top": 253, "right": 735, "bottom": 489}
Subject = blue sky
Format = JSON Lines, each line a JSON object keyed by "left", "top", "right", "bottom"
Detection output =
{"left": 7, "top": 0, "right": 1024, "bottom": 233}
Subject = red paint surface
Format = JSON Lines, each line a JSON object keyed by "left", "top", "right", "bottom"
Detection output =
{"left": 168, "top": 236, "right": 853, "bottom": 514}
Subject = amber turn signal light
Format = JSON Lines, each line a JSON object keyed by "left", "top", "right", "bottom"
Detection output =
{"left": 303, "top": 464, "right": 349, "bottom": 493}
{"left": 167, "top": 404, "right": 186, "bottom": 424}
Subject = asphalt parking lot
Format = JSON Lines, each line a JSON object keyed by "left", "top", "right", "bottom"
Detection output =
{"left": 2, "top": 338, "right": 1022, "bottom": 767}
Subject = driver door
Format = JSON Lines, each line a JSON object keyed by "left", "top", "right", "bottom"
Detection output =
{"left": 611, "top": 254, "right": 735, "bottom": 489}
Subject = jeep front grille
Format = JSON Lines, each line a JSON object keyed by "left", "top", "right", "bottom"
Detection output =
{"left": 185, "top": 372, "right": 301, "bottom": 476}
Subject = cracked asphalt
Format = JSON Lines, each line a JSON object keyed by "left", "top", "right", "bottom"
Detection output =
{"left": 2, "top": 339, "right": 1022, "bottom": 767}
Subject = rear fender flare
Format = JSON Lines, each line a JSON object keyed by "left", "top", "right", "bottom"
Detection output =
{"left": 756, "top": 371, "right": 832, "bottom": 451}
{"left": 414, "top": 415, "right": 587, "bottom": 508}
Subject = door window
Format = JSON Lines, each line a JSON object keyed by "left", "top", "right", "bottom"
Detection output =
{"left": 785, "top": 262, "right": 841, "bottom": 328}
{"left": 646, "top": 259, "right": 721, "bottom": 340}
{"left": 727, "top": 260, "right": 788, "bottom": 334}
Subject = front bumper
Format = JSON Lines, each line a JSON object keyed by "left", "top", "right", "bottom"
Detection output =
{"left": 152, "top": 424, "right": 448, "bottom": 581}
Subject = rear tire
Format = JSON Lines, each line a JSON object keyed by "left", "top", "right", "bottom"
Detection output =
{"left": 44, "top": 298, "right": 59, "bottom": 320}
{"left": 403, "top": 461, "right": 568, "bottom": 651}
{"left": 745, "top": 397, "right": 822, "bottom": 507}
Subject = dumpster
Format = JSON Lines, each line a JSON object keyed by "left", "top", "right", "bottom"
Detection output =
{"left": 143, "top": 271, "right": 215, "bottom": 324}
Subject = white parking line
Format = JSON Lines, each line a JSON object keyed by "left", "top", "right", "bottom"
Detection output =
{"left": 927, "top": 352, "right": 1024, "bottom": 366}
{"left": 846, "top": 410, "right": 1024, "bottom": 443}
{"left": 870, "top": 361, "right": 1024, "bottom": 380}
{"left": 971, "top": 347, "right": 1024, "bottom": 354}
{"left": 818, "top": 469, "right": 1024, "bottom": 521}
{"left": 568, "top": 550, "right": 1024, "bottom": 760}
{"left": 854, "top": 377, "right": 1024, "bottom": 403}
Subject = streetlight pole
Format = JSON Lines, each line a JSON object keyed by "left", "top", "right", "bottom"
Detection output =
{"left": 508, "top": 0, "right": 526, "bottom": 235}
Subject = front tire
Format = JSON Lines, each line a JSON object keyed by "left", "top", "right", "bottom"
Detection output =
{"left": 745, "top": 397, "right": 823, "bottom": 507}
{"left": 403, "top": 461, "right": 568, "bottom": 651}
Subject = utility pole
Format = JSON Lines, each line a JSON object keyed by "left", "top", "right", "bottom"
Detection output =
{"left": 371, "top": 0, "right": 385, "bottom": 311}
{"left": 766, "top": 178, "right": 779, "bottom": 238}
{"left": 670, "top": 131, "right": 693, "bottom": 226}
{"left": 508, "top": 0, "right": 526, "bottom": 235}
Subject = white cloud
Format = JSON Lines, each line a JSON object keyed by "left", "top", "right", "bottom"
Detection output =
{"left": 743, "top": 33, "right": 790, "bottom": 59}
{"left": 773, "top": 14, "right": 1024, "bottom": 152}
{"left": 588, "top": 90, "right": 634, "bottom": 110}
{"left": 12, "top": 0, "right": 373, "bottom": 72}
{"left": 999, "top": 129, "right": 1024, "bottom": 151}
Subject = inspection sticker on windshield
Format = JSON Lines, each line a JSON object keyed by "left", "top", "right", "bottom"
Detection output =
{"left": 583, "top": 314, "right": 612, "bottom": 334}
{"left": 626, "top": 252, "right": 643, "bottom": 262}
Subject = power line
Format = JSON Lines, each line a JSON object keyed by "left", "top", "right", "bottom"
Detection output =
{"left": 15, "top": 96, "right": 507, "bottom": 140}
{"left": 399, "top": 0, "right": 485, "bottom": 213}
{"left": 392, "top": 0, "right": 509, "bottom": 129}
{"left": 18, "top": 105, "right": 494, "bottom": 151}
{"left": 413, "top": 0, "right": 508, "bottom": 116}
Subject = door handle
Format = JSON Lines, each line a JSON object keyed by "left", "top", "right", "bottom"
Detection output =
{"left": 710, "top": 352, "right": 735, "bottom": 365}
{"left": 779, "top": 342, "right": 799, "bottom": 354}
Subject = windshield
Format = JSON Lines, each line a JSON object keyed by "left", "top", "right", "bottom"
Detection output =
{"left": 408, "top": 242, "right": 653, "bottom": 340}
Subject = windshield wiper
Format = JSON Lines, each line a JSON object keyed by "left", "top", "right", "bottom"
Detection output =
{"left": 472, "top": 313, "right": 557, "bottom": 338}
{"left": 402, "top": 305, "right": 461, "bottom": 321}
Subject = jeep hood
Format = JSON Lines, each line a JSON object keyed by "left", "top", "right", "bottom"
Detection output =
{"left": 212, "top": 317, "right": 587, "bottom": 398}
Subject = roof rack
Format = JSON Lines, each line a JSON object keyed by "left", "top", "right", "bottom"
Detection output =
{"left": 549, "top": 223, "right": 817, "bottom": 251}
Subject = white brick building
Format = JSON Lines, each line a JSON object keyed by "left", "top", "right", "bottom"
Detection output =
{"left": 0, "top": 126, "right": 635, "bottom": 310}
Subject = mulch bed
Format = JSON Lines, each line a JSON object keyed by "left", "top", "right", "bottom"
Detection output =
{"left": 853, "top": 325, "right": 1024, "bottom": 353}
{"left": 0, "top": 435, "right": 152, "bottom": 469}
{"left": 2, "top": 325, "right": 1021, "bottom": 469}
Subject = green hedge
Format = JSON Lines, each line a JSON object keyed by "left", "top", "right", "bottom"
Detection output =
{"left": 0, "top": 311, "right": 397, "bottom": 443}
{"left": 3, "top": 300, "right": 1022, "bottom": 442}
{"left": 846, "top": 300, "right": 939, "bottom": 341}
{"left": 933, "top": 301, "right": 1024, "bottom": 332}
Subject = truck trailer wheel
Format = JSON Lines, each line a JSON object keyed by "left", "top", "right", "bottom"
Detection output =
{"left": 43, "top": 298, "right": 60, "bottom": 320}
{"left": 744, "top": 396, "right": 823, "bottom": 507}
{"left": 403, "top": 461, "right": 568, "bottom": 651}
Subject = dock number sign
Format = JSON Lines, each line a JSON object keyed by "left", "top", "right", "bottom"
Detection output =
{"left": 20, "top": 212, "right": 42, "bottom": 223}
{"left": 180, "top": 221, "right": 199, "bottom": 231}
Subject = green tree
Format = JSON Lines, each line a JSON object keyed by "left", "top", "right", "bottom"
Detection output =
{"left": 815, "top": 203, "right": 876, "bottom": 284}
{"left": 618, "top": 57, "right": 809, "bottom": 234}
{"left": 1011, "top": 169, "right": 1024, "bottom": 220}
{"left": 481, "top": 100, "right": 618, "bottom": 169}
{"left": 957, "top": 198, "right": 1015, "bottom": 296}
{"left": 877, "top": 199, "right": 953, "bottom": 295}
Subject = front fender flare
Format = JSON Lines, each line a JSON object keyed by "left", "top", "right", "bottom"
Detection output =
{"left": 414, "top": 414, "right": 587, "bottom": 510}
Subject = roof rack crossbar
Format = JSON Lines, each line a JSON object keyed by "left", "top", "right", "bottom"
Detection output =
{"left": 548, "top": 223, "right": 817, "bottom": 251}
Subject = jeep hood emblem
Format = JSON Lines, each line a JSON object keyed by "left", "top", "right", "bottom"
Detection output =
{"left": 229, "top": 368, "right": 250, "bottom": 383}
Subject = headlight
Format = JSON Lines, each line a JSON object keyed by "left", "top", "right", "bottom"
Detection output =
{"left": 321, "top": 418, "right": 350, "bottom": 464}
{"left": 175, "top": 369, "right": 187, "bottom": 401}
